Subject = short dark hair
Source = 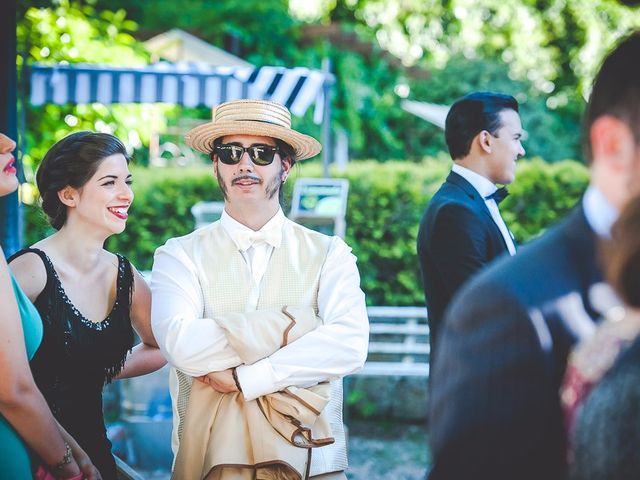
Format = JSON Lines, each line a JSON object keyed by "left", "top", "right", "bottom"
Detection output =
{"left": 274, "top": 139, "right": 296, "bottom": 166}
{"left": 445, "top": 92, "right": 519, "bottom": 160}
{"left": 583, "top": 31, "right": 640, "bottom": 162}
{"left": 36, "top": 131, "right": 130, "bottom": 230}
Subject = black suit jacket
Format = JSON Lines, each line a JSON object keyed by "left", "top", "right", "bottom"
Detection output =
{"left": 417, "top": 171, "right": 512, "bottom": 355}
{"left": 428, "top": 204, "right": 604, "bottom": 480}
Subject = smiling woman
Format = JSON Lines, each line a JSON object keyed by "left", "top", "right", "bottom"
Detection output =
{"left": 8, "top": 131, "right": 166, "bottom": 480}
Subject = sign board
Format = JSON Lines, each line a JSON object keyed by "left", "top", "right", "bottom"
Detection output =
{"left": 289, "top": 178, "right": 349, "bottom": 238}
{"left": 189, "top": 178, "right": 350, "bottom": 238}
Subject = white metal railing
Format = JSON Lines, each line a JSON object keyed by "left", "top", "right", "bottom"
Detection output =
{"left": 115, "top": 456, "right": 145, "bottom": 480}
{"left": 361, "top": 306, "right": 430, "bottom": 377}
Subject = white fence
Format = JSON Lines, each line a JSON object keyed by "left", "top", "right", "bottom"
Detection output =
{"left": 361, "top": 306, "right": 430, "bottom": 377}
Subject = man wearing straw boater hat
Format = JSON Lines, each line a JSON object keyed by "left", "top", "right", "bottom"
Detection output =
{"left": 150, "top": 99, "right": 369, "bottom": 479}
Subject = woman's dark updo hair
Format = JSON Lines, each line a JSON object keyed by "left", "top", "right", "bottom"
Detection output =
{"left": 36, "top": 131, "right": 130, "bottom": 230}
{"left": 605, "top": 194, "right": 640, "bottom": 308}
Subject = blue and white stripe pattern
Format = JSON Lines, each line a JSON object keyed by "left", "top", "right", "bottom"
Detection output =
{"left": 30, "top": 62, "right": 331, "bottom": 123}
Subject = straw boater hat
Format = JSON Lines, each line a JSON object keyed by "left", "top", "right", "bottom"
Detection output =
{"left": 185, "top": 99, "right": 322, "bottom": 161}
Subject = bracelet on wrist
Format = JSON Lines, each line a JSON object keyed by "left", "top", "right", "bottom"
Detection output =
{"left": 232, "top": 367, "right": 243, "bottom": 393}
{"left": 53, "top": 442, "right": 73, "bottom": 471}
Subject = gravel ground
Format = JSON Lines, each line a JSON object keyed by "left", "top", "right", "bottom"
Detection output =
{"left": 346, "top": 420, "right": 429, "bottom": 480}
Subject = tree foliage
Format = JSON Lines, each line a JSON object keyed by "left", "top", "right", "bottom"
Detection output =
{"left": 331, "top": 0, "right": 640, "bottom": 160}
{"left": 334, "top": 0, "right": 640, "bottom": 95}
{"left": 17, "top": 0, "right": 640, "bottom": 166}
{"left": 17, "top": 0, "right": 169, "bottom": 178}
{"left": 23, "top": 157, "right": 589, "bottom": 305}
{"left": 82, "top": 0, "right": 640, "bottom": 163}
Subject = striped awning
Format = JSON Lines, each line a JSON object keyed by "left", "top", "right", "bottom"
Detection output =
{"left": 29, "top": 62, "right": 332, "bottom": 123}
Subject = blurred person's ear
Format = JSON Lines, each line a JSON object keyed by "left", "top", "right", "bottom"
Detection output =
{"left": 590, "top": 115, "right": 636, "bottom": 172}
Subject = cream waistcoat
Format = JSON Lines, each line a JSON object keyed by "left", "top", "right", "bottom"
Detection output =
{"left": 169, "top": 218, "right": 348, "bottom": 477}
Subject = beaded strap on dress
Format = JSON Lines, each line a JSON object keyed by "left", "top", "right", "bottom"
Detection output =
{"left": 8, "top": 247, "right": 135, "bottom": 382}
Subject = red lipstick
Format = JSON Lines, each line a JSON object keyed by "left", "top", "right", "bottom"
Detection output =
{"left": 2, "top": 156, "right": 16, "bottom": 174}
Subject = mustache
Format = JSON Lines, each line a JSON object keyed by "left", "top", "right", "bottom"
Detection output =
{"left": 231, "top": 174, "right": 262, "bottom": 185}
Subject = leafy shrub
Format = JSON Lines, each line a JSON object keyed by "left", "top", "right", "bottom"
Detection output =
{"left": 22, "top": 157, "right": 589, "bottom": 305}
{"left": 106, "top": 168, "right": 221, "bottom": 270}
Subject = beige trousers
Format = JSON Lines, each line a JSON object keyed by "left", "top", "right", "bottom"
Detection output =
{"left": 204, "top": 469, "right": 347, "bottom": 480}
{"left": 310, "top": 472, "right": 347, "bottom": 479}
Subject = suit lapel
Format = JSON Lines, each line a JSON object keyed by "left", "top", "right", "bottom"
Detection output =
{"left": 446, "top": 171, "right": 481, "bottom": 201}
{"left": 562, "top": 204, "right": 604, "bottom": 317}
{"left": 446, "top": 171, "right": 511, "bottom": 250}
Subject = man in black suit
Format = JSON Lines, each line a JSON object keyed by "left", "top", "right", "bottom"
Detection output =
{"left": 417, "top": 92, "right": 525, "bottom": 356}
{"left": 428, "top": 31, "right": 640, "bottom": 480}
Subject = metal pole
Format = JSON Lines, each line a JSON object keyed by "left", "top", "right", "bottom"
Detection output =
{"left": 321, "top": 57, "right": 332, "bottom": 178}
{"left": 0, "top": 0, "right": 21, "bottom": 257}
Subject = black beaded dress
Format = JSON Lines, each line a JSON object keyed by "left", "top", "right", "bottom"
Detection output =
{"left": 9, "top": 248, "right": 134, "bottom": 480}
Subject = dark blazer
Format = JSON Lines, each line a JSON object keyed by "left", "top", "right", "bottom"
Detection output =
{"left": 428, "top": 204, "right": 604, "bottom": 480}
{"left": 417, "top": 171, "right": 512, "bottom": 355}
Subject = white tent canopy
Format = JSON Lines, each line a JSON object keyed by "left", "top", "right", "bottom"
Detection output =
{"left": 30, "top": 62, "right": 331, "bottom": 123}
{"left": 401, "top": 100, "right": 450, "bottom": 129}
{"left": 144, "top": 28, "right": 253, "bottom": 68}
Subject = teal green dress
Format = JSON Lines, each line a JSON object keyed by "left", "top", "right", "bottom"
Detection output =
{"left": 0, "top": 273, "right": 44, "bottom": 479}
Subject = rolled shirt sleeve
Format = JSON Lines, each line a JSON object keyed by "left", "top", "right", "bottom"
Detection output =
{"left": 236, "top": 237, "right": 370, "bottom": 401}
{"left": 150, "top": 238, "right": 241, "bottom": 376}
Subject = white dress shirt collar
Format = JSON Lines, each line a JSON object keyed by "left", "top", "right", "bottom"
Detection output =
{"left": 452, "top": 164, "right": 516, "bottom": 255}
{"left": 582, "top": 185, "right": 619, "bottom": 238}
{"left": 221, "top": 208, "right": 285, "bottom": 251}
{"left": 452, "top": 164, "right": 497, "bottom": 198}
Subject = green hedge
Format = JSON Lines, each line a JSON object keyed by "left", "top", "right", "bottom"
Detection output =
{"left": 22, "top": 158, "right": 589, "bottom": 306}
{"left": 337, "top": 158, "right": 588, "bottom": 305}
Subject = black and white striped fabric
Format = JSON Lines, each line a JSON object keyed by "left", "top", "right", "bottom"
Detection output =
{"left": 29, "top": 62, "right": 330, "bottom": 123}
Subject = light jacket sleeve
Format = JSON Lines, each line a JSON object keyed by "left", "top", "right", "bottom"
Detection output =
{"left": 150, "top": 238, "right": 241, "bottom": 376}
{"left": 236, "top": 237, "right": 370, "bottom": 401}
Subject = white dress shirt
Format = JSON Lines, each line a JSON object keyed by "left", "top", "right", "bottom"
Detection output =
{"left": 223, "top": 208, "right": 282, "bottom": 290}
{"left": 452, "top": 164, "right": 517, "bottom": 255}
{"left": 582, "top": 185, "right": 619, "bottom": 238}
{"left": 150, "top": 208, "right": 369, "bottom": 402}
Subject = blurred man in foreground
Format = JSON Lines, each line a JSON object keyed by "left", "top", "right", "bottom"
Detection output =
{"left": 428, "top": 31, "right": 640, "bottom": 480}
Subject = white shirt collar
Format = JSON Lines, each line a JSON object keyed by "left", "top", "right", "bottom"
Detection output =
{"left": 452, "top": 164, "right": 497, "bottom": 198}
{"left": 221, "top": 208, "right": 285, "bottom": 250}
{"left": 582, "top": 185, "right": 619, "bottom": 238}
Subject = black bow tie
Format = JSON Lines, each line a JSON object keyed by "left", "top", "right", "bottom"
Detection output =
{"left": 485, "top": 187, "right": 509, "bottom": 204}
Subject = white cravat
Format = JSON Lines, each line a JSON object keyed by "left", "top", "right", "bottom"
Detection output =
{"left": 230, "top": 228, "right": 282, "bottom": 252}
{"left": 222, "top": 209, "right": 284, "bottom": 286}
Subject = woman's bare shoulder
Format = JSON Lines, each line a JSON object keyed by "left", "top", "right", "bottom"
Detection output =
{"left": 9, "top": 250, "right": 48, "bottom": 302}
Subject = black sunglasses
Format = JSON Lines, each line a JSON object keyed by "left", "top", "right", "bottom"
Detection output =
{"left": 213, "top": 143, "right": 280, "bottom": 166}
